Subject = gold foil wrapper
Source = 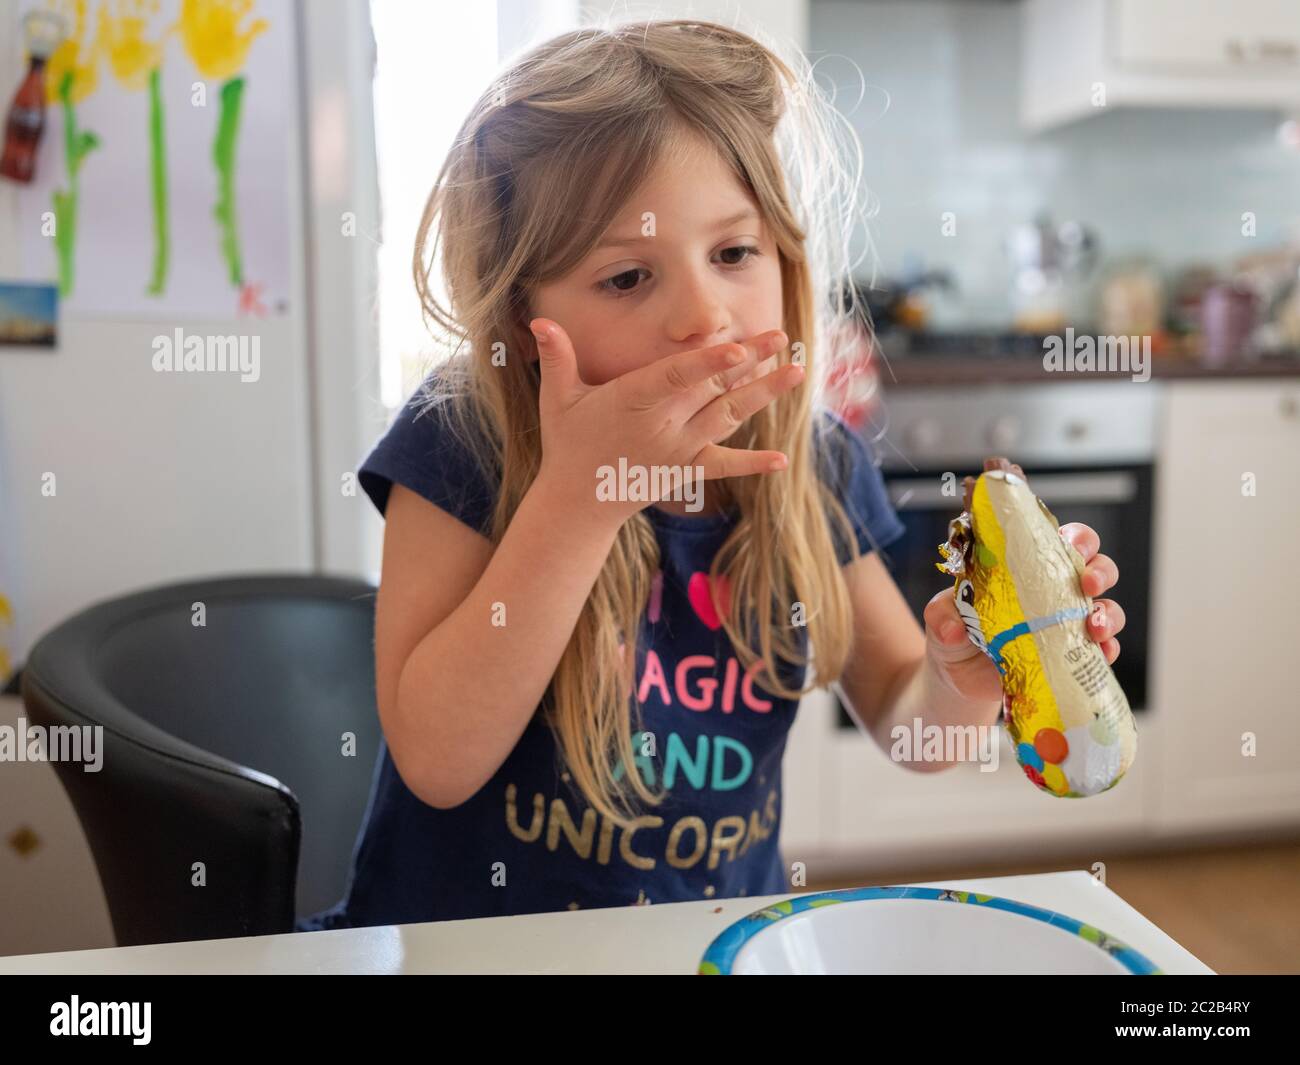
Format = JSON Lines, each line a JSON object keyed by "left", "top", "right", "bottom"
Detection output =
{"left": 941, "top": 459, "right": 1138, "bottom": 797}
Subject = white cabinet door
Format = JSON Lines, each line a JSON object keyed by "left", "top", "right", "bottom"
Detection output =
{"left": 1150, "top": 380, "right": 1300, "bottom": 832}
{"left": 823, "top": 702, "right": 1149, "bottom": 871}
{"left": 1111, "top": 0, "right": 1300, "bottom": 72}
{"left": 1022, "top": 0, "right": 1300, "bottom": 131}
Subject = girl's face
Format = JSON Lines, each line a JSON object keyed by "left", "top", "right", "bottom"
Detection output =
{"left": 529, "top": 131, "right": 784, "bottom": 389}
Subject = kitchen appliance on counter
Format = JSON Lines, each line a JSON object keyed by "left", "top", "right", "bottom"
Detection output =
{"left": 1005, "top": 213, "right": 1099, "bottom": 333}
{"left": 1099, "top": 260, "right": 1165, "bottom": 341}
{"left": 887, "top": 330, "right": 1069, "bottom": 359}
{"left": 1201, "top": 280, "right": 1261, "bottom": 366}
{"left": 839, "top": 382, "right": 1157, "bottom": 729}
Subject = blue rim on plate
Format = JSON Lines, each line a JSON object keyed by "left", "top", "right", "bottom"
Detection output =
{"left": 697, "top": 886, "right": 1164, "bottom": 975}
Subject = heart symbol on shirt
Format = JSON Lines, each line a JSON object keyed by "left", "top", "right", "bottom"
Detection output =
{"left": 687, "top": 572, "right": 731, "bottom": 631}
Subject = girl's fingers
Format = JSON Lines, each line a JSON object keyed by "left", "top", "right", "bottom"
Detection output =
{"left": 631, "top": 330, "right": 785, "bottom": 409}
{"left": 922, "top": 587, "right": 973, "bottom": 647}
{"left": 677, "top": 331, "right": 787, "bottom": 410}
{"left": 1087, "top": 598, "right": 1126, "bottom": 642}
{"left": 1101, "top": 638, "right": 1120, "bottom": 665}
{"left": 1059, "top": 522, "right": 1100, "bottom": 563}
{"left": 688, "top": 361, "right": 805, "bottom": 443}
{"left": 694, "top": 443, "right": 788, "bottom": 481}
{"left": 1082, "top": 552, "right": 1119, "bottom": 597}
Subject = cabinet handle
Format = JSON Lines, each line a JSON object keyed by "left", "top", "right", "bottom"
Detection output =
{"left": 1224, "top": 38, "right": 1299, "bottom": 64}
{"left": 1281, "top": 394, "right": 1299, "bottom": 419}
{"left": 1257, "top": 39, "right": 1299, "bottom": 63}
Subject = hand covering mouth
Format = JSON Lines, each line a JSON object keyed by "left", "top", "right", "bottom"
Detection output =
{"left": 728, "top": 353, "right": 779, "bottom": 391}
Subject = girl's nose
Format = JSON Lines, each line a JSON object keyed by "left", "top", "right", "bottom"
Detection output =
{"left": 667, "top": 272, "right": 731, "bottom": 346}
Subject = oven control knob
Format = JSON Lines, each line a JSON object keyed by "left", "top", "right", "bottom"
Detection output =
{"left": 904, "top": 418, "right": 942, "bottom": 454}
{"left": 986, "top": 415, "right": 1019, "bottom": 451}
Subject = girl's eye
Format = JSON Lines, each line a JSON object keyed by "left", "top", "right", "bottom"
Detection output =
{"left": 595, "top": 247, "right": 764, "bottom": 300}
{"left": 717, "top": 244, "right": 760, "bottom": 267}
{"left": 595, "top": 267, "right": 650, "bottom": 297}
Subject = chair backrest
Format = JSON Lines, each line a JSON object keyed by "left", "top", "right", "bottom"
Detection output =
{"left": 21, "top": 574, "right": 381, "bottom": 946}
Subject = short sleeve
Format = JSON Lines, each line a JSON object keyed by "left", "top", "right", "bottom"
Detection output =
{"left": 357, "top": 384, "right": 498, "bottom": 539}
{"left": 814, "top": 408, "right": 907, "bottom": 565}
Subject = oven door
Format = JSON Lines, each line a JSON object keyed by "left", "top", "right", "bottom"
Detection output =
{"left": 837, "top": 464, "right": 1154, "bottom": 728}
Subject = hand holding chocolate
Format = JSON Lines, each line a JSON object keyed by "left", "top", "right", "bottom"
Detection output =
{"left": 936, "top": 457, "right": 1138, "bottom": 797}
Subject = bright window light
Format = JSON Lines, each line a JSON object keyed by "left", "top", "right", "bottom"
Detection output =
{"left": 370, "top": 1, "right": 499, "bottom": 410}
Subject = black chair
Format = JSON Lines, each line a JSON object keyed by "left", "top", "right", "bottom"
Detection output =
{"left": 21, "top": 574, "right": 382, "bottom": 947}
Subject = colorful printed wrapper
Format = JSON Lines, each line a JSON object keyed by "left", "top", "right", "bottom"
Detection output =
{"left": 936, "top": 457, "right": 1138, "bottom": 797}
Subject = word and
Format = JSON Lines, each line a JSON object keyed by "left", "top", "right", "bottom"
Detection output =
{"left": 612, "top": 730, "right": 754, "bottom": 791}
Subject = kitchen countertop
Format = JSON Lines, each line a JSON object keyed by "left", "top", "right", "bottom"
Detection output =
{"left": 0, "top": 870, "right": 1215, "bottom": 975}
{"left": 878, "top": 353, "right": 1300, "bottom": 387}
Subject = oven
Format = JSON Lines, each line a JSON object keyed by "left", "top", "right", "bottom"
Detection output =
{"left": 835, "top": 381, "right": 1159, "bottom": 728}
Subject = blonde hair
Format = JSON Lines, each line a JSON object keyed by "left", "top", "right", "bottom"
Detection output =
{"left": 412, "top": 18, "right": 881, "bottom": 829}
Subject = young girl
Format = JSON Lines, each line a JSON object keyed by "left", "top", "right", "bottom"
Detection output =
{"left": 298, "top": 19, "right": 1125, "bottom": 930}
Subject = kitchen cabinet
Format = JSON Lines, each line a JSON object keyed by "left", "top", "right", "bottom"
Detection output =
{"left": 1148, "top": 380, "right": 1300, "bottom": 833}
{"left": 1022, "top": 0, "right": 1300, "bottom": 132}
{"left": 783, "top": 688, "right": 1150, "bottom": 876}
{"left": 1112, "top": 0, "right": 1300, "bottom": 71}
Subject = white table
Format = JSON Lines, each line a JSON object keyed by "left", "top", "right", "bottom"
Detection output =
{"left": 0, "top": 871, "right": 1215, "bottom": 974}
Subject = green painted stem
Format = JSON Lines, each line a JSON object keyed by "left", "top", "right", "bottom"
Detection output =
{"left": 52, "top": 70, "right": 100, "bottom": 297}
{"left": 212, "top": 76, "right": 246, "bottom": 287}
{"left": 147, "top": 66, "right": 170, "bottom": 295}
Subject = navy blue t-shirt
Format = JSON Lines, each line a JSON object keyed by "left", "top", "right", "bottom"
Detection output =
{"left": 297, "top": 385, "right": 905, "bottom": 930}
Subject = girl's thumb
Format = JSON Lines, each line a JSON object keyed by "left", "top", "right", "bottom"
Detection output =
{"left": 530, "top": 318, "right": 577, "bottom": 399}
